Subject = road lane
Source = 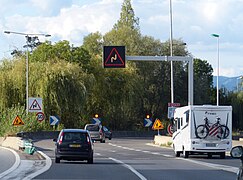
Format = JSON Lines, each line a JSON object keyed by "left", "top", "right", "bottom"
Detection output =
{"left": 0, "top": 146, "right": 20, "bottom": 178}
{"left": 33, "top": 138, "right": 239, "bottom": 180}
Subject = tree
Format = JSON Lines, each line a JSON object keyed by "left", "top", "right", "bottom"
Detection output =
{"left": 193, "top": 59, "right": 214, "bottom": 104}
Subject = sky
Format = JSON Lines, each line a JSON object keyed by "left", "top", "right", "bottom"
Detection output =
{"left": 0, "top": 0, "right": 243, "bottom": 77}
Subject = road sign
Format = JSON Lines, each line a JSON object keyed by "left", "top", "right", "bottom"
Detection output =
{"left": 167, "top": 124, "right": 173, "bottom": 136}
{"left": 103, "top": 46, "right": 125, "bottom": 68}
{"left": 50, "top": 116, "right": 60, "bottom": 126}
{"left": 144, "top": 118, "right": 152, "bottom": 127}
{"left": 28, "top": 98, "right": 42, "bottom": 112}
{"left": 92, "top": 118, "right": 101, "bottom": 125}
{"left": 36, "top": 112, "right": 45, "bottom": 122}
{"left": 12, "top": 115, "right": 24, "bottom": 126}
{"left": 168, "top": 103, "right": 180, "bottom": 107}
{"left": 152, "top": 119, "right": 164, "bottom": 130}
{"left": 168, "top": 107, "right": 176, "bottom": 119}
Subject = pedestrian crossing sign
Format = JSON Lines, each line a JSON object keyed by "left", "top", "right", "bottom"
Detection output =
{"left": 12, "top": 115, "right": 24, "bottom": 126}
{"left": 152, "top": 119, "right": 164, "bottom": 130}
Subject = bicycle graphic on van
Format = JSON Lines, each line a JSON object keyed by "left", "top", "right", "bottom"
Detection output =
{"left": 196, "top": 117, "right": 230, "bottom": 139}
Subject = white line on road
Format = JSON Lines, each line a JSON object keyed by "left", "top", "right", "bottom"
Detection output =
{"left": 23, "top": 150, "right": 52, "bottom": 180}
{"left": 110, "top": 142, "right": 239, "bottom": 174}
{"left": 109, "top": 157, "right": 147, "bottom": 180}
{"left": 0, "top": 147, "right": 20, "bottom": 179}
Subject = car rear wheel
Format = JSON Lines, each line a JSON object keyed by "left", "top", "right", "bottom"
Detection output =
{"left": 87, "top": 157, "right": 93, "bottom": 164}
{"left": 55, "top": 157, "right": 60, "bottom": 163}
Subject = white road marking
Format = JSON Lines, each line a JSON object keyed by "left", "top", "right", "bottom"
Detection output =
{"left": 109, "top": 157, "right": 147, "bottom": 180}
{"left": 0, "top": 147, "right": 20, "bottom": 179}
{"left": 23, "top": 150, "right": 52, "bottom": 180}
{"left": 109, "top": 142, "right": 239, "bottom": 174}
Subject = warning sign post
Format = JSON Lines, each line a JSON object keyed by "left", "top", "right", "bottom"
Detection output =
{"left": 12, "top": 115, "right": 24, "bottom": 126}
{"left": 152, "top": 118, "right": 164, "bottom": 135}
{"left": 28, "top": 98, "right": 42, "bottom": 112}
{"left": 103, "top": 46, "right": 125, "bottom": 68}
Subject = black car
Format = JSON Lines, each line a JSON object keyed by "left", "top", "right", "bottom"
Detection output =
{"left": 103, "top": 126, "right": 112, "bottom": 140}
{"left": 54, "top": 129, "right": 93, "bottom": 164}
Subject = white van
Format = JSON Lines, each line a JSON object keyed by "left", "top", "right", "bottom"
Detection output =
{"left": 172, "top": 105, "right": 232, "bottom": 158}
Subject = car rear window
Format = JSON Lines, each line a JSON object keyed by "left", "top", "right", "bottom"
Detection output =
{"left": 86, "top": 125, "right": 99, "bottom": 131}
{"left": 62, "top": 132, "right": 87, "bottom": 143}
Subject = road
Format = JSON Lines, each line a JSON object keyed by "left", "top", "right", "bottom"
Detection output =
{"left": 0, "top": 147, "right": 17, "bottom": 176}
{"left": 33, "top": 138, "right": 239, "bottom": 180}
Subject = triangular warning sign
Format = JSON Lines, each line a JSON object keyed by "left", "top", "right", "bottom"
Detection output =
{"left": 104, "top": 47, "right": 125, "bottom": 68}
{"left": 29, "top": 99, "right": 41, "bottom": 111}
{"left": 12, "top": 115, "right": 24, "bottom": 126}
{"left": 152, "top": 119, "right": 164, "bottom": 130}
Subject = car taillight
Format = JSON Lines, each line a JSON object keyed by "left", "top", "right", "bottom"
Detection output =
{"left": 59, "top": 132, "right": 64, "bottom": 145}
{"left": 86, "top": 135, "right": 91, "bottom": 145}
{"left": 99, "top": 129, "right": 103, "bottom": 135}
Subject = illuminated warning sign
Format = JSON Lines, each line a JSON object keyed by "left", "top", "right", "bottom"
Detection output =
{"left": 12, "top": 115, "right": 24, "bottom": 126}
{"left": 103, "top": 46, "right": 125, "bottom": 68}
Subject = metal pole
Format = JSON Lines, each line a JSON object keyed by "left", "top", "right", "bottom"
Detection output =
{"left": 169, "top": 0, "right": 174, "bottom": 104}
{"left": 216, "top": 37, "right": 219, "bottom": 106}
{"left": 4, "top": 31, "right": 51, "bottom": 114}
{"left": 211, "top": 34, "right": 220, "bottom": 106}
{"left": 26, "top": 46, "right": 29, "bottom": 114}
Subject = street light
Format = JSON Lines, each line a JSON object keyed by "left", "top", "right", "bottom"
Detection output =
{"left": 211, "top": 33, "right": 220, "bottom": 106}
{"left": 237, "top": 76, "right": 243, "bottom": 92}
{"left": 4, "top": 30, "right": 51, "bottom": 114}
{"left": 169, "top": 0, "right": 174, "bottom": 104}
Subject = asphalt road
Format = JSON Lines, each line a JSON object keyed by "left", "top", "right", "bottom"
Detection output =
{"left": 0, "top": 147, "right": 16, "bottom": 175}
{"left": 33, "top": 138, "right": 239, "bottom": 180}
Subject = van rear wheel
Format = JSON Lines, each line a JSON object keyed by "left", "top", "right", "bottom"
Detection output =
{"left": 183, "top": 150, "right": 189, "bottom": 158}
{"left": 175, "top": 151, "right": 180, "bottom": 157}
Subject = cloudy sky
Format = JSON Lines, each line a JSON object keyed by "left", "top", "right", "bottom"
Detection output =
{"left": 1, "top": 0, "right": 243, "bottom": 77}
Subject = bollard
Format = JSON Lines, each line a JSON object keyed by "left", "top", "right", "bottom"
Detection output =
{"left": 24, "top": 141, "right": 36, "bottom": 155}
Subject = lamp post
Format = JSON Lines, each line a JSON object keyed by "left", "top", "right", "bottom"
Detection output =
{"left": 4, "top": 31, "right": 51, "bottom": 114}
{"left": 211, "top": 33, "right": 220, "bottom": 106}
{"left": 169, "top": 0, "right": 174, "bottom": 104}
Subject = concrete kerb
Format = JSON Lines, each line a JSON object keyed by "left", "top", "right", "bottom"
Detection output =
{"left": 153, "top": 135, "right": 172, "bottom": 147}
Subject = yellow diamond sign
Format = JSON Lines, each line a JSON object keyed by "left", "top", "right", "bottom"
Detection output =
{"left": 152, "top": 119, "right": 164, "bottom": 130}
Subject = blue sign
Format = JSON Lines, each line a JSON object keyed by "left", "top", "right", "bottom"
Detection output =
{"left": 144, "top": 118, "right": 152, "bottom": 127}
{"left": 168, "top": 107, "right": 176, "bottom": 119}
{"left": 92, "top": 118, "right": 101, "bottom": 125}
{"left": 50, "top": 115, "right": 60, "bottom": 126}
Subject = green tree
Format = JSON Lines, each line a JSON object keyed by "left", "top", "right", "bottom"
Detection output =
{"left": 193, "top": 59, "right": 214, "bottom": 104}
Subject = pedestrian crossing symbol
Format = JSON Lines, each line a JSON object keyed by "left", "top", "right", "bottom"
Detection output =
{"left": 12, "top": 115, "right": 24, "bottom": 126}
{"left": 152, "top": 119, "right": 164, "bottom": 130}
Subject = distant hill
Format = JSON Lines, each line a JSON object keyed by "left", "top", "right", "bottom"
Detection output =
{"left": 213, "top": 76, "right": 242, "bottom": 91}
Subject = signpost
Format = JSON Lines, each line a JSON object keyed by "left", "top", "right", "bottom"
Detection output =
{"left": 36, "top": 112, "right": 45, "bottom": 122}
{"left": 28, "top": 97, "right": 42, "bottom": 112}
{"left": 103, "top": 46, "right": 125, "bottom": 68}
{"left": 50, "top": 115, "right": 60, "bottom": 126}
{"left": 152, "top": 119, "right": 164, "bottom": 135}
{"left": 92, "top": 118, "right": 101, "bottom": 125}
{"left": 144, "top": 118, "right": 153, "bottom": 127}
{"left": 12, "top": 115, "right": 24, "bottom": 126}
{"left": 167, "top": 124, "right": 173, "bottom": 136}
